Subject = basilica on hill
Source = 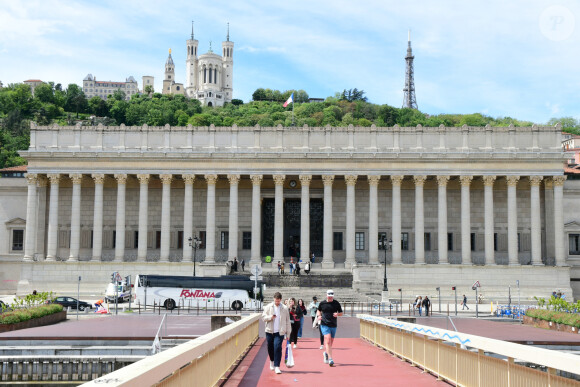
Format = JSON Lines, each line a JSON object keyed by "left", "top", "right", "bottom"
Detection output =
{"left": 161, "top": 23, "right": 234, "bottom": 107}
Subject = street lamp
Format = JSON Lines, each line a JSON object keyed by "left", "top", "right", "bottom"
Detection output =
{"left": 188, "top": 236, "right": 201, "bottom": 277}
{"left": 380, "top": 235, "right": 392, "bottom": 291}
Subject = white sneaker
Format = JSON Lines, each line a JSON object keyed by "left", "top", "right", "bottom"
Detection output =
{"left": 275, "top": 367, "right": 282, "bottom": 374}
{"left": 293, "top": 344, "right": 296, "bottom": 348}
{"left": 270, "top": 361, "right": 275, "bottom": 370}
{"left": 323, "top": 352, "right": 329, "bottom": 364}
{"left": 320, "top": 345, "right": 324, "bottom": 350}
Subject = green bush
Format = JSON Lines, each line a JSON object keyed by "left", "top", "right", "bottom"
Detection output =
{"left": 526, "top": 308, "right": 580, "bottom": 328}
{"left": 0, "top": 304, "right": 63, "bottom": 325}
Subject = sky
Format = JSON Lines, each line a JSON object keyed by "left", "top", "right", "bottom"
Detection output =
{"left": 0, "top": 0, "right": 579, "bottom": 124}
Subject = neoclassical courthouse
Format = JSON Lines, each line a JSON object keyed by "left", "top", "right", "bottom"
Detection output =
{"left": 1, "top": 122, "right": 579, "bottom": 300}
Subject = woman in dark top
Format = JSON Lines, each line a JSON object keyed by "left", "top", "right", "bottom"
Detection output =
{"left": 288, "top": 298, "right": 303, "bottom": 348}
{"left": 297, "top": 299, "right": 307, "bottom": 338}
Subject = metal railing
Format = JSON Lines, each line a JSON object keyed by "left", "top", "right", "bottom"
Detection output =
{"left": 359, "top": 314, "right": 580, "bottom": 386}
{"left": 83, "top": 314, "right": 260, "bottom": 387}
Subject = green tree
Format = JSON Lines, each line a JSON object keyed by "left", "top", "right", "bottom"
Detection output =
{"left": 64, "top": 84, "right": 87, "bottom": 118}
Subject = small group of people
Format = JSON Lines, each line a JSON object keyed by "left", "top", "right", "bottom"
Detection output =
{"left": 229, "top": 257, "right": 246, "bottom": 274}
{"left": 552, "top": 290, "right": 566, "bottom": 299}
{"left": 262, "top": 289, "right": 343, "bottom": 374}
{"left": 413, "top": 295, "right": 431, "bottom": 316}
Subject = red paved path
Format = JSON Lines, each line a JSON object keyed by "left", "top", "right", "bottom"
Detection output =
{"left": 237, "top": 338, "right": 444, "bottom": 387}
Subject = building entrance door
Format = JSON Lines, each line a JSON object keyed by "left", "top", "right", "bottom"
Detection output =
{"left": 284, "top": 199, "right": 301, "bottom": 258}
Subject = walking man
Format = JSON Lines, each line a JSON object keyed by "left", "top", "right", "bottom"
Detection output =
{"left": 241, "top": 258, "right": 245, "bottom": 272}
{"left": 262, "top": 292, "right": 292, "bottom": 374}
{"left": 317, "top": 289, "right": 343, "bottom": 367}
{"left": 462, "top": 294, "right": 469, "bottom": 310}
{"left": 422, "top": 296, "right": 431, "bottom": 316}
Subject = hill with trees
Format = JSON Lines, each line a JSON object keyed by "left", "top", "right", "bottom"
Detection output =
{"left": 0, "top": 83, "right": 577, "bottom": 169}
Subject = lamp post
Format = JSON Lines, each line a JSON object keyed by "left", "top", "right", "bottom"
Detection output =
{"left": 436, "top": 287, "right": 441, "bottom": 313}
{"left": 381, "top": 235, "right": 392, "bottom": 292}
{"left": 188, "top": 236, "right": 201, "bottom": 277}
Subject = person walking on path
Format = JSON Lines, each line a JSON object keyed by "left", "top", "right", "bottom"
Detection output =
{"left": 241, "top": 259, "right": 245, "bottom": 271}
{"left": 308, "top": 296, "right": 324, "bottom": 349}
{"left": 277, "top": 261, "right": 281, "bottom": 275}
{"left": 297, "top": 299, "right": 306, "bottom": 338}
{"left": 288, "top": 298, "right": 303, "bottom": 348}
{"left": 262, "top": 292, "right": 291, "bottom": 374}
{"left": 289, "top": 258, "right": 294, "bottom": 275}
{"left": 232, "top": 258, "right": 238, "bottom": 272}
{"left": 295, "top": 262, "right": 301, "bottom": 276}
{"left": 305, "top": 262, "right": 311, "bottom": 275}
{"left": 415, "top": 296, "right": 423, "bottom": 316}
{"left": 317, "top": 289, "right": 343, "bottom": 367}
{"left": 462, "top": 294, "right": 469, "bottom": 310}
{"left": 422, "top": 296, "right": 431, "bottom": 316}
{"left": 281, "top": 262, "right": 285, "bottom": 275}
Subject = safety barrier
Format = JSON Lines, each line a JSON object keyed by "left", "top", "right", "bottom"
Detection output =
{"left": 359, "top": 314, "right": 580, "bottom": 387}
{"left": 83, "top": 313, "right": 260, "bottom": 386}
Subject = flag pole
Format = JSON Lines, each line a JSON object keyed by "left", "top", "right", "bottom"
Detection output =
{"left": 292, "top": 98, "right": 295, "bottom": 126}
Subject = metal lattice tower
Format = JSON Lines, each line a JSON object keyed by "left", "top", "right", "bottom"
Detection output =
{"left": 402, "top": 30, "right": 418, "bottom": 110}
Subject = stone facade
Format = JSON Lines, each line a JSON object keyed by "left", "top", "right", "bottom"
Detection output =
{"left": 1, "top": 122, "right": 577, "bottom": 299}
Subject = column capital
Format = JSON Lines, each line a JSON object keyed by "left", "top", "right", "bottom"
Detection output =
{"left": 482, "top": 175, "right": 496, "bottom": 187}
{"left": 227, "top": 174, "right": 241, "bottom": 185}
{"left": 273, "top": 174, "right": 286, "bottom": 186}
{"left": 553, "top": 175, "right": 567, "bottom": 187}
{"left": 529, "top": 175, "right": 543, "bottom": 186}
{"left": 114, "top": 173, "right": 128, "bottom": 185}
{"left": 182, "top": 174, "right": 195, "bottom": 185}
{"left": 137, "top": 174, "right": 150, "bottom": 185}
{"left": 92, "top": 173, "right": 105, "bottom": 185}
{"left": 25, "top": 173, "right": 38, "bottom": 184}
{"left": 436, "top": 175, "right": 450, "bottom": 186}
{"left": 391, "top": 175, "right": 404, "bottom": 186}
{"left": 204, "top": 174, "right": 218, "bottom": 185}
{"left": 506, "top": 175, "right": 520, "bottom": 187}
{"left": 250, "top": 174, "right": 263, "bottom": 185}
{"left": 299, "top": 174, "right": 312, "bottom": 186}
{"left": 413, "top": 175, "right": 427, "bottom": 186}
{"left": 69, "top": 173, "right": 83, "bottom": 185}
{"left": 160, "top": 174, "right": 173, "bottom": 185}
{"left": 48, "top": 173, "right": 61, "bottom": 185}
{"left": 345, "top": 175, "right": 358, "bottom": 186}
{"left": 37, "top": 176, "right": 48, "bottom": 187}
{"left": 460, "top": 175, "right": 473, "bottom": 187}
{"left": 322, "top": 175, "right": 335, "bottom": 186}
{"left": 367, "top": 175, "right": 380, "bottom": 187}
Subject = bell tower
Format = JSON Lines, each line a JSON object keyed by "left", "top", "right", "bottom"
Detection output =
{"left": 186, "top": 21, "right": 199, "bottom": 98}
{"left": 221, "top": 23, "right": 234, "bottom": 103}
{"left": 162, "top": 48, "right": 175, "bottom": 95}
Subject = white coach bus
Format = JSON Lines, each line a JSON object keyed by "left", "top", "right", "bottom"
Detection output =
{"left": 134, "top": 274, "right": 262, "bottom": 311}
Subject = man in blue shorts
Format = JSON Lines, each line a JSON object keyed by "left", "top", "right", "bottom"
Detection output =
{"left": 317, "top": 289, "right": 343, "bottom": 367}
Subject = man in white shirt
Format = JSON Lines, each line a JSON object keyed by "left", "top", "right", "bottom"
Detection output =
{"left": 262, "top": 292, "right": 292, "bottom": 374}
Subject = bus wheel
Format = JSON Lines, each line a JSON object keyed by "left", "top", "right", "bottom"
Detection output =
{"left": 232, "top": 300, "right": 243, "bottom": 311}
{"left": 165, "top": 299, "right": 176, "bottom": 310}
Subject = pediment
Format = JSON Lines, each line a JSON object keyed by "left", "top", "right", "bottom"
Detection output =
{"left": 5, "top": 217, "right": 26, "bottom": 226}
{"left": 564, "top": 221, "right": 580, "bottom": 230}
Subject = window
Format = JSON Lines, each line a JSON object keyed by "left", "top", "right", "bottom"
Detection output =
{"left": 447, "top": 233, "right": 453, "bottom": 251}
{"left": 156, "top": 231, "right": 161, "bottom": 249}
{"left": 471, "top": 233, "right": 476, "bottom": 251}
{"left": 199, "top": 231, "right": 206, "bottom": 249}
{"left": 333, "top": 232, "right": 343, "bottom": 250}
{"left": 12, "top": 230, "right": 24, "bottom": 251}
{"left": 134, "top": 231, "right": 139, "bottom": 248}
{"left": 221, "top": 231, "right": 229, "bottom": 249}
{"left": 401, "top": 232, "right": 409, "bottom": 250}
{"left": 494, "top": 233, "right": 498, "bottom": 251}
{"left": 243, "top": 232, "right": 251, "bottom": 250}
{"left": 569, "top": 234, "right": 580, "bottom": 255}
{"left": 178, "top": 231, "right": 183, "bottom": 249}
{"left": 355, "top": 232, "right": 365, "bottom": 250}
{"left": 424, "top": 233, "right": 431, "bottom": 251}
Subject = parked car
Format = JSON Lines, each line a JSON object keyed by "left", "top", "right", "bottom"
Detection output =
{"left": 51, "top": 297, "right": 92, "bottom": 311}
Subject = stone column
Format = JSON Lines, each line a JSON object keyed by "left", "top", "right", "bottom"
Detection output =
{"left": 414, "top": 175, "right": 426, "bottom": 264}
{"left": 553, "top": 176, "right": 567, "bottom": 266}
{"left": 46, "top": 174, "right": 60, "bottom": 261}
{"left": 68, "top": 174, "right": 83, "bottom": 262}
{"left": 437, "top": 176, "right": 450, "bottom": 264}
{"left": 91, "top": 174, "right": 105, "bottom": 262}
{"left": 530, "top": 176, "right": 543, "bottom": 266}
{"left": 273, "top": 175, "right": 286, "bottom": 262}
{"left": 182, "top": 174, "right": 195, "bottom": 261}
{"left": 322, "top": 175, "right": 334, "bottom": 268}
{"left": 160, "top": 174, "right": 173, "bottom": 262}
{"left": 460, "top": 176, "right": 473, "bottom": 265}
{"left": 137, "top": 174, "right": 150, "bottom": 262}
{"left": 114, "top": 174, "right": 127, "bottom": 262}
{"left": 483, "top": 176, "right": 496, "bottom": 265}
{"left": 544, "top": 180, "right": 555, "bottom": 261}
{"left": 506, "top": 176, "right": 520, "bottom": 265}
{"left": 228, "top": 174, "right": 240, "bottom": 260}
{"left": 345, "top": 175, "right": 358, "bottom": 268}
{"left": 250, "top": 175, "right": 263, "bottom": 264}
{"left": 35, "top": 177, "right": 47, "bottom": 260}
{"left": 204, "top": 174, "right": 218, "bottom": 263}
{"left": 24, "top": 173, "right": 38, "bottom": 261}
{"left": 300, "top": 175, "right": 312, "bottom": 263}
{"left": 391, "top": 175, "right": 404, "bottom": 264}
{"left": 368, "top": 175, "right": 380, "bottom": 265}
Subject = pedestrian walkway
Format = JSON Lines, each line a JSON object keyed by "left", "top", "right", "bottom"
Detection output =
{"left": 235, "top": 337, "right": 443, "bottom": 387}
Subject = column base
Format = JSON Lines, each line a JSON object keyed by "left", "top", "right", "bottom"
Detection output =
{"left": 45, "top": 257, "right": 55, "bottom": 262}
{"left": 22, "top": 256, "right": 33, "bottom": 262}
{"left": 344, "top": 261, "right": 355, "bottom": 270}
{"left": 90, "top": 257, "right": 100, "bottom": 262}
{"left": 508, "top": 263, "right": 520, "bottom": 266}
{"left": 67, "top": 257, "right": 78, "bottom": 262}
{"left": 321, "top": 261, "right": 335, "bottom": 269}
